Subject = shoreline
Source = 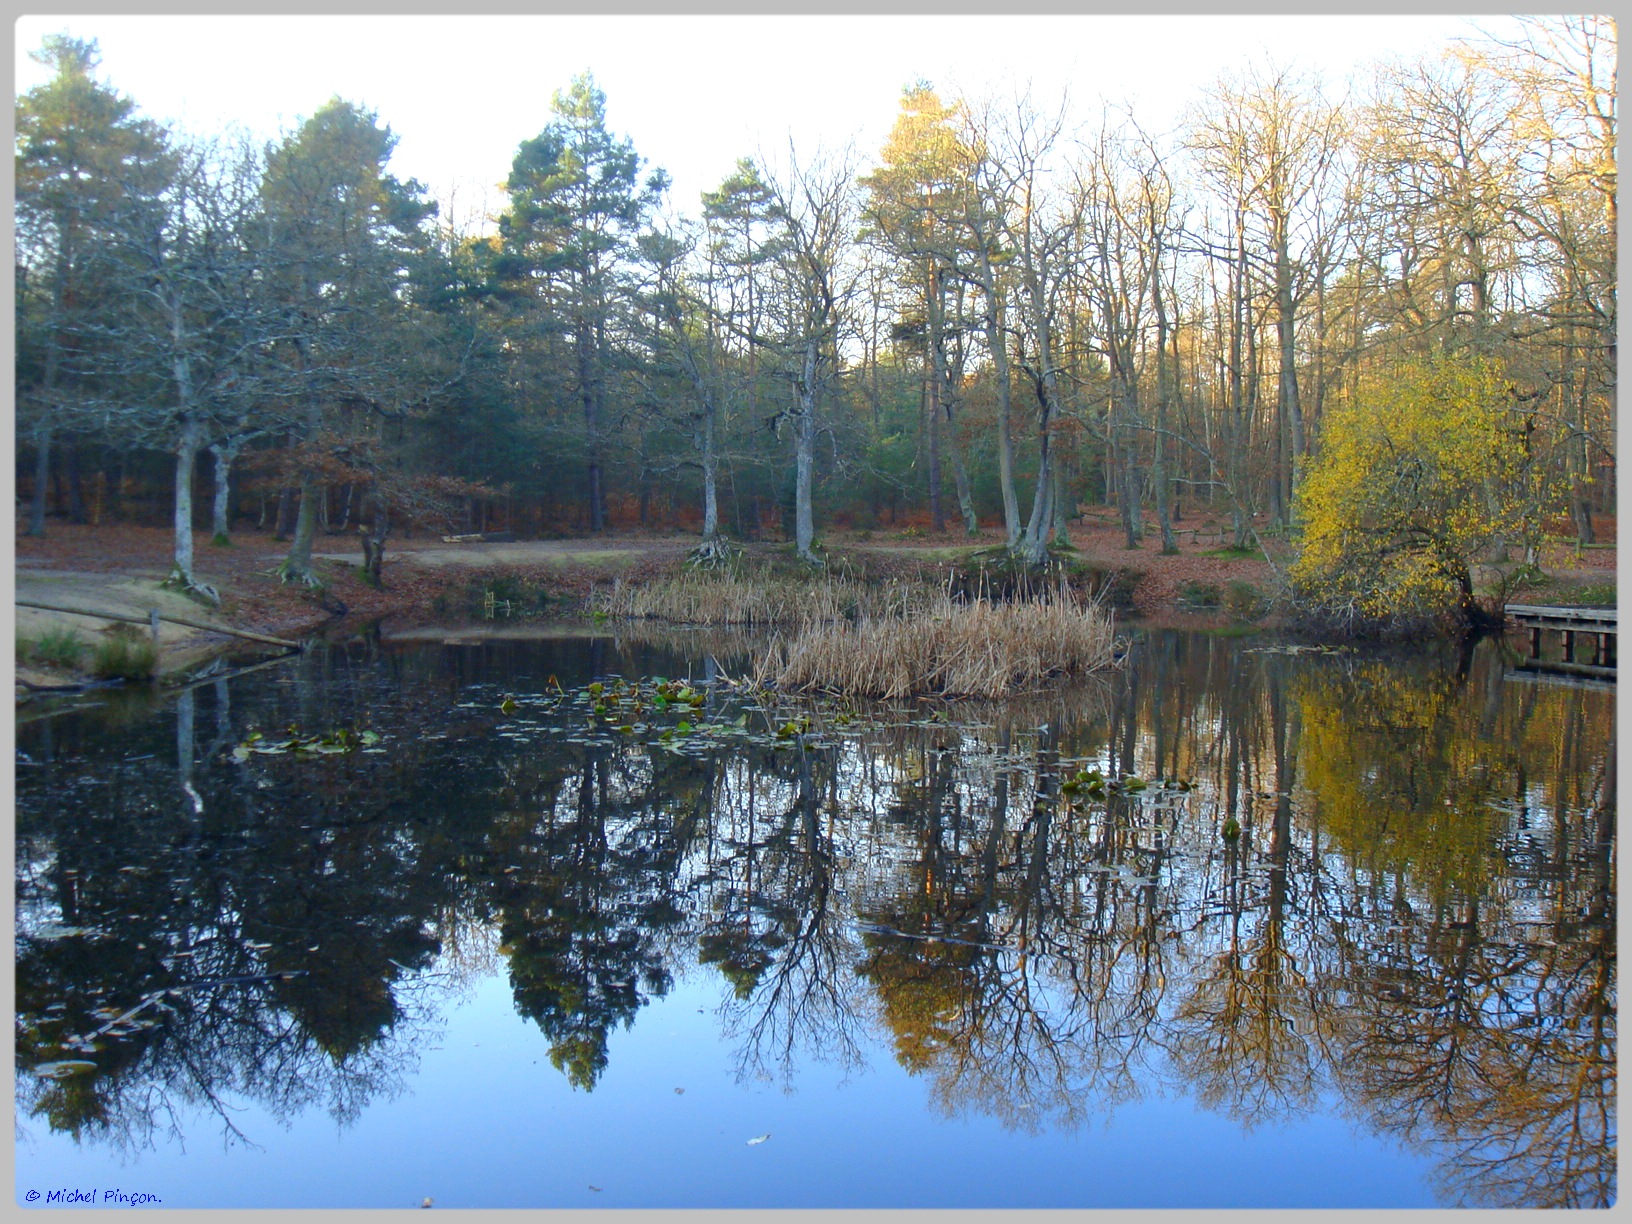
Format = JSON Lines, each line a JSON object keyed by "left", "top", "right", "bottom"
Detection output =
{"left": 14, "top": 521, "right": 1613, "bottom": 699}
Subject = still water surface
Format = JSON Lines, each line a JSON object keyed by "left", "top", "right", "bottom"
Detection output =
{"left": 13, "top": 628, "right": 1615, "bottom": 1208}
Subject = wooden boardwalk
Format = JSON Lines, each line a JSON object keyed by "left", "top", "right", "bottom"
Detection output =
{"left": 1504, "top": 603, "right": 1616, "bottom": 681}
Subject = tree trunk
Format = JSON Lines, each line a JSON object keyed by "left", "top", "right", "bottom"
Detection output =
{"left": 272, "top": 431, "right": 300, "bottom": 539}
{"left": 925, "top": 259, "right": 945, "bottom": 533}
{"left": 281, "top": 332, "right": 326, "bottom": 584}
{"left": 1115, "top": 374, "right": 1143, "bottom": 551}
{"left": 1152, "top": 241, "right": 1178, "bottom": 555}
{"left": 1229, "top": 213, "right": 1250, "bottom": 548}
{"left": 1012, "top": 224, "right": 1063, "bottom": 568}
{"left": 107, "top": 455, "right": 126, "bottom": 522}
{"left": 1051, "top": 453, "right": 1071, "bottom": 547}
{"left": 28, "top": 421, "right": 51, "bottom": 538}
{"left": 360, "top": 489, "right": 389, "bottom": 588}
{"left": 1275, "top": 215, "right": 1303, "bottom": 528}
{"left": 1566, "top": 334, "right": 1597, "bottom": 544}
{"left": 280, "top": 474, "right": 321, "bottom": 585}
{"left": 701, "top": 404, "right": 720, "bottom": 542}
{"left": 987, "top": 278, "right": 1021, "bottom": 547}
{"left": 64, "top": 437, "right": 86, "bottom": 524}
{"left": 925, "top": 366, "right": 944, "bottom": 532}
{"left": 947, "top": 430, "right": 979, "bottom": 536}
{"left": 274, "top": 483, "right": 297, "bottom": 540}
{"left": 171, "top": 416, "right": 202, "bottom": 589}
{"left": 209, "top": 442, "right": 235, "bottom": 542}
{"left": 794, "top": 339, "right": 819, "bottom": 563}
{"left": 1017, "top": 376, "right": 1054, "bottom": 566}
{"left": 582, "top": 312, "right": 607, "bottom": 532}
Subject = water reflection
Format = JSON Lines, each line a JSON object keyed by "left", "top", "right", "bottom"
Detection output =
{"left": 14, "top": 630, "right": 1614, "bottom": 1207}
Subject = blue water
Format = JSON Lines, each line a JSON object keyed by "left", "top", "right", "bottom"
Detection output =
{"left": 13, "top": 629, "right": 1614, "bottom": 1209}
{"left": 15, "top": 969, "right": 1438, "bottom": 1210}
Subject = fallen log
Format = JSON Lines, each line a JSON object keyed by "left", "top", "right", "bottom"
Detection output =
{"left": 15, "top": 599, "right": 302, "bottom": 651}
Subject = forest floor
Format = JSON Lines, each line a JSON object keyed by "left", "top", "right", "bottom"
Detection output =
{"left": 13, "top": 512, "right": 1616, "bottom": 695}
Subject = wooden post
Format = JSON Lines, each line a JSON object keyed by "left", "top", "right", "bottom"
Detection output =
{"left": 1563, "top": 629, "right": 1576, "bottom": 662}
{"left": 1530, "top": 626, "right": 1543, "bottom": 658}
{"left": 150, "top": 608, "right": 162, "bottom": 644}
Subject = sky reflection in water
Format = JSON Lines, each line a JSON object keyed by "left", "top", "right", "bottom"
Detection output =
{"left": 13, "top": 628, "right": 1615, "bottom": 1209}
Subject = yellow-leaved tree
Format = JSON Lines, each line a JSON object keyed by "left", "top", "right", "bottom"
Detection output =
{"left": 1291, "top": 352, "right": 1557, "bottom": 630}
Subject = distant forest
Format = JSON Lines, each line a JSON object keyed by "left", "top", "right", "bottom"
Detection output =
{"left": 14, "top": 20, "right": 1616, "bottom": 612}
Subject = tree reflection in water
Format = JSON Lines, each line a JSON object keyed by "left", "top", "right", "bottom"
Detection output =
{"left": 13, "top": 630, "right": 1614, "bottom": 1207}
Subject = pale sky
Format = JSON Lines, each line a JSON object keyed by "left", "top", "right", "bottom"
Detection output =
{"left": 15, "top": 13, "right": 1517, "bottom": 232}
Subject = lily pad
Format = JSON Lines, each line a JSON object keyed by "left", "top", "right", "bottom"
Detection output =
{"left": 34, "top": 1060, "right": 99, "bottom": 1079}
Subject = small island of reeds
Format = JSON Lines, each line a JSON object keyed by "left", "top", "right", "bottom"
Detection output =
{"left": 592, "top": 556, "right": 1125, "bottom": 698}
{"left": 752, "top": 593, "right": 1122, "bottom": 699}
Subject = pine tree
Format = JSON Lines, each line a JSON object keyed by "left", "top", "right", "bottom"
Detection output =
{"left": 497, "top": 74, "right": 666, "bottom": 532}
{"left": 15, "top": 35, "right": 171, "bottom": 537}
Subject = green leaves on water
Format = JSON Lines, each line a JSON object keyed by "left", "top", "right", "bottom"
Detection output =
{"left": 230, "top": 725, "right": 381, "bottom": 762}
{"left": 657, "top": 719, "right": 696, "bottom": 744}
{"left": 1060, "top": 767, "right": 1194, "bottom": 803}
{"left": 1060, "top": 767, "right": 1105, "bottom": 797}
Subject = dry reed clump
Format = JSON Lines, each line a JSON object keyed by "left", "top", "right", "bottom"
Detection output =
{"left": 753, "top": 594, "right": 1122, "bottom": 698}
{"left": 592, "top": 571, "right": 928, "bottom": 626}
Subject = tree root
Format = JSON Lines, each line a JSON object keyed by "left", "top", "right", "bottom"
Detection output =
{"left": 686, "top": 535, "right": 740, "bottom": 570}
{"left": 162, "top": 570, "right": 221, "bottom": 607}
{"left": 275, "top": 560, "right": 324, "bottom": 588}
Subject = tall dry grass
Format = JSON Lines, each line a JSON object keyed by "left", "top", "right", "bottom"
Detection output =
{"left": 753, "top": 593, "right": 1121, "bottom": 698}
{"left": 592, "top": 571, "right": 930, "bottom": 626}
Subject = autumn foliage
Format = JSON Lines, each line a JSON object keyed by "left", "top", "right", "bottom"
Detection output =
{"left": 1291, "top": 353, "right": 1559, "bottom": 630}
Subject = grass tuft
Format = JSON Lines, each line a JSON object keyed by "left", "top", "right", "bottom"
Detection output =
{"left": 22, "top": 625, "right": 88, "bottom": 670}
{"left": 90, "top": 626, "right": 159, "bottom": 682}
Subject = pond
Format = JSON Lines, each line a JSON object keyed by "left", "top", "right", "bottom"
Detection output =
{"left": 13, "top": 626, "right": 1615, "bottom": 1209}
